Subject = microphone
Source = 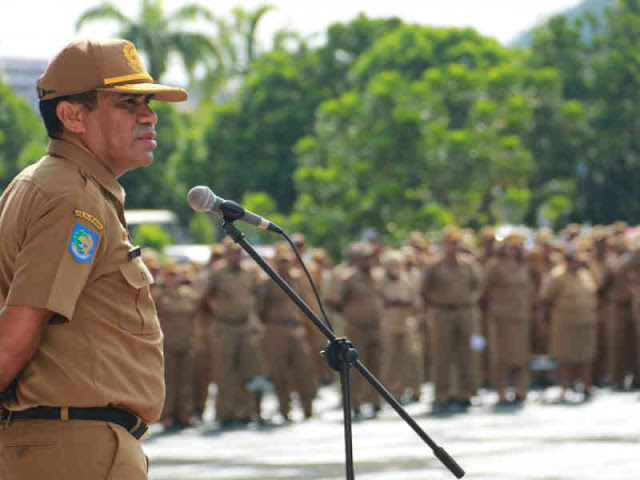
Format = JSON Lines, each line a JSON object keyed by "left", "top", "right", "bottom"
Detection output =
{"left": 188, "top": 186, "right": 283, "bottom": 234}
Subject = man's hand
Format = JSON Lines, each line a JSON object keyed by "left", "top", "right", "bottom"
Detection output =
{"left": 0, "top": 305, "right": 53, "bottom": 392}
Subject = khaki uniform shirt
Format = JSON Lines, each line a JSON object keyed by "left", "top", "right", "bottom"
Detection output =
{"left": 204, "top": 261, "right": 258, "bottom": 324}
{"left": 337, "top": 268, "right": 384, "bottom": 327}
{"left": 0, "top": 140, "right": 163, "bottom": 424}
{"left": 156, "top": 284, "right": 198, "bottom": 350}
{"left": 484, "top": 257, "right": 531, "bottom": 321}
{"left": 422, "top": 255, "right": 482, "bottom": 306}
{"left": 257, "top": 270, "right": 304, "bottom": 326}
{"left": 541, "top": 267, "right": 597, "bottom": 326}
{"left": 380, "top": 271, "right": 416, "bottom": 334}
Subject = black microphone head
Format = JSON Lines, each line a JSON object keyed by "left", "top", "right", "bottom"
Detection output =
{"left": 188, "top": 186, "right": 220, "bottom": 212}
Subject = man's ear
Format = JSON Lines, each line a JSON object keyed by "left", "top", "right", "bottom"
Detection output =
{"left": 56, "top": 101, "right": 87, "bottom": 134}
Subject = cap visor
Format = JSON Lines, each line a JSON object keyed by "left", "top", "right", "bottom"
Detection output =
{"left": 98, "top": 82, "right": 188, "bottom": 102}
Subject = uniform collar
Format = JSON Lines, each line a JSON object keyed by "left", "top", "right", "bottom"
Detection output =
{"left": 47, "top": 139, "right": 125, "bottom": 206}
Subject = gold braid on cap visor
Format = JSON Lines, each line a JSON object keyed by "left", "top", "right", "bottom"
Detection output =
{"left": 103, "top": 73, "right": 154, "bottom": 85}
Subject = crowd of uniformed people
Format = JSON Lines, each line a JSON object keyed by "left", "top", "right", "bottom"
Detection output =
{"left": 146, "top": 221, "right": 640, "bottom": 430}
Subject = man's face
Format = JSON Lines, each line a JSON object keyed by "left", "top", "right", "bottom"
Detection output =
{"left": 443, "top": 239, "right": 458, "bottom": 257}
{"left": 82, "top": 92, "right": 158, "bottom": 177}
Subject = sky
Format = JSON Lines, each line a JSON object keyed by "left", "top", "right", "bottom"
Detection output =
{"left": 2, "top": 0, "right": 583, "bottom": 60}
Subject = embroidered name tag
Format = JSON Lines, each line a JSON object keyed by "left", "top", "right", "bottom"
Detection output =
{"left": 68, "top": 222, "right": 99, "bottom": 263}
{"left": 74, "top": 210, "right": 104, "bottom": 230}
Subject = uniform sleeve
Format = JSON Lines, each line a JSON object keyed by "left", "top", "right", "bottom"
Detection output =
{"left": 469, "top": 260, "right": 482, "bottom": 293}
{"left": 6, "top": 184, "right": 102, "bottom": 321}
{"left": 540, "top": 274, "right": 561, "bottom": 304}
{"left": 204, "top": 270, "right": 218, "bottom": 298}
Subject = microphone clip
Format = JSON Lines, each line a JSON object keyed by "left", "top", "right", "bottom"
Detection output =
{"left": 219, "top": 200, "right": 245, "bottom": 221}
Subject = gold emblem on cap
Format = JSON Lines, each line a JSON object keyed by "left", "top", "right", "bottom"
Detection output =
{"left": 123, "top": 43, "right": 145, "bottom": 73}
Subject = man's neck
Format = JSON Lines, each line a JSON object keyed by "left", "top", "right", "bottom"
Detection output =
{"left": 59, "top": 132, "right": 117, "bottom": 177}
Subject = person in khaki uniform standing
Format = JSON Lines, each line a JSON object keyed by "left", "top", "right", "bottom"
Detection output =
{"left": 483, "top": 233, "right": 532, "bottom": 405}
{"left": 0, "top": 39, "right": 188, "bottom": 479}
{"left": 204, "top": 238, "right": 265, "bottom": 427}
{"left": 477, "top": 226, "right": 497, "bottom": 388}
{"left": 607, "top": 236, "right": 639, "bottom": 389}
{"left": 291, "top": 233, "right": 333, "bottom": 386}
{"left": 541, "top": 250, "right": 598, "bottom": 399}
{"left": 257, "top": 243, "right": 316, "bottom": 421}
{"left": 422, "top": 227, "right": 482, "bottom": 414}
{"left": 155, "top": 262, "right": 199, "bottom": 429}
{"left": 379, "top": 250, "right": 421, "bottom": 402}
{"left": 591, "top": 228, "right": 615, "bottom": 387}
{"left": 193, "top": 244, "right": 225, "bottom": 420}
{"left": 333, "top": 243, "right": 384, "bottom": 418}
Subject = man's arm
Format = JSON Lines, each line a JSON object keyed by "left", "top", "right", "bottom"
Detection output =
{"left": 0, "top": 305, "right": 53, "bottom": 392}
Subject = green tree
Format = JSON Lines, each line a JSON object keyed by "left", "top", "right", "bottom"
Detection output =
{"left": 582, "top": 0, "right": 640, "bottom": 222}
{"left": 131, "top": 223, "right": 173, "bottom": 250}
{"left": 0, "top": 79, "right": 47, "bottom": 188}
{"left": 76, "top": 0, "right": 220, "bottom": 83}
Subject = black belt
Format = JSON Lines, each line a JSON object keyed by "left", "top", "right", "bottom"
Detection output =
{"left": 430, "top": 302, "right": 474, "bottom": 310}
{"left": 1, "top": 406, "right": 148, "bottom": 440}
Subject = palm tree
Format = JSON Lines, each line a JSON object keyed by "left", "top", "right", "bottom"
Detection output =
{"left": 75, "top": 0, "right": 221, "bottom": 83}
{"left": 216, "top": 4, "right": 275, "bottom": 76}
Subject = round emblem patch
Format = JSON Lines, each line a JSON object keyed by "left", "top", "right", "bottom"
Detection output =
{"left": 68, "top": 222, "right": 99, "bottom": 263}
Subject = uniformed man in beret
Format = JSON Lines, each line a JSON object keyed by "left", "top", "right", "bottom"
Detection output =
{"left": 0, "top": 39, "right": 188, "bottom": 479}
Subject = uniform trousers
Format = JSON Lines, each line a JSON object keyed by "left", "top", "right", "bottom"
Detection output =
{"left": 382, "top": 331, "right": 422, "bottom": 398}
{"left": 345, "top": 323, "right": 382, "bottom": 409}
{"left": 214, "top": 322, "right": 263, "bottom": 421}
{"left": 610, "top": 302, "right": 639, "bottom": 386}
{"left": 262, "top": 324, "right": 316, "bottom": 417}
{"left": 194, "top": 319, "right": 214, "bottom": 414}
{"left": 0, "top": 418, "right": 148, "bottom": 479}
{"left": 429, "top": 306, "right": 477, "bottom": 402}
{"left": 592, "top": 303, "right": 610, "bottom": 382}
{"left": 162, "top": 347, "right": 195, "bottom": 425}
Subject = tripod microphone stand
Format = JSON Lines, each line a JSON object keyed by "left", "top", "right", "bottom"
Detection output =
{"left": 221, "top": 218, "right": 465, "bottom": 479}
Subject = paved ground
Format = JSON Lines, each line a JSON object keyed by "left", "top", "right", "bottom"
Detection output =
{"left": 145, "top": 384, "right": 640, "bottom": 480}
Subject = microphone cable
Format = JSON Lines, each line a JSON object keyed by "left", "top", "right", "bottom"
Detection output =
{"left": 280, "top": 231, "right": 335, "bottom": 334}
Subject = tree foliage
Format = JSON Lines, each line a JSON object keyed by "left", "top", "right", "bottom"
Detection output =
{"left": 5, "top": 1, "right": 640, "bottom": 255}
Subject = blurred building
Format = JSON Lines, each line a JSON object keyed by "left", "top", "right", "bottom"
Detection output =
{"left": 0, "top": 57, "right": 47, "bottom": 109}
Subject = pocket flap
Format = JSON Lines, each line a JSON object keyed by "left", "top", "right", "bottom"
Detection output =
{"left": 119, "top": 258, "right": 154, "bottom": 289}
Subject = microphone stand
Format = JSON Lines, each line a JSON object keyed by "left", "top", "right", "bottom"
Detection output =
{"left": 221, "top": 218, "right": 465, "bottom": 479}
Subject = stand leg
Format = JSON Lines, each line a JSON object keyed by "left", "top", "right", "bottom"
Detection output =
{"left": 340, "top": 363, "right": 355, "bottom": 480}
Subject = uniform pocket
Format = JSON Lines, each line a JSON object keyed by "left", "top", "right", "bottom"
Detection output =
{"left": 118, "top": 259, "right": 159, "bottom": 334}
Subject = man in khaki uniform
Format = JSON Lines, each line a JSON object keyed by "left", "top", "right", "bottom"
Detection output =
{"left": 477, "top": 226, "right": 497, "bottom": 388}
{"left": 291, "top": 233, "right": 333, "bottom": 385}
{"left": 193, "top": 244, "right": 225, "bottom": 419}
{"left": 607, "top": 236, "right": 639, "bottom": 389}
{"left": 483, "top": 233, "right": 532, "bottom": 404}
{"left": 541, "top": 249, "right": 598, "bottom": 399}
{"left": 0, "top": 39, "right": 187, "bottom": 479}
{"left": 422, "top": 227, "right": 482, "bottom": 414}
{"left": 333, "top": 243, "right": 384, "bottom": 418}
{"left": 155, "top": 262, "right": 199, "bottom": 429}
{"left": 406, "top": 232, "right": 432, "bottom": 385}
{"left": 591, "top": 228, "right": 615, "bottom": 386}
{"left": 204, "top": 238, "right": 265, "bottom": 427}
{"left": 257, "top": 243, "right": 316, "bottom": 420}
{"left": 380, "top": 250, "right": 421, "bottom": 401}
